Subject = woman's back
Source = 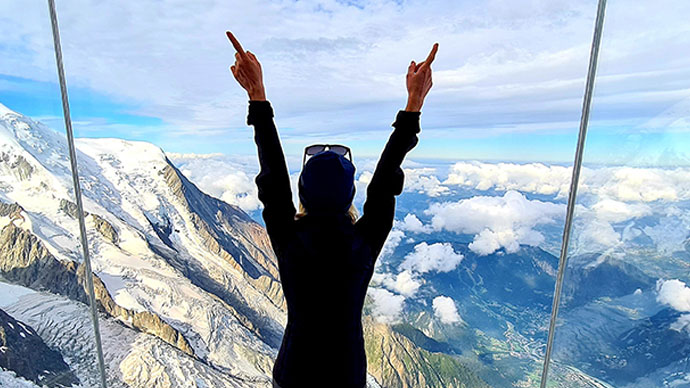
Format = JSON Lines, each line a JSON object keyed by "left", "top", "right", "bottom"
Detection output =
{"left": 247, "top": 100, "right": 421, "bottom": 387}
{"left": 273, "top": 213, "right": 374, "bottom": 386}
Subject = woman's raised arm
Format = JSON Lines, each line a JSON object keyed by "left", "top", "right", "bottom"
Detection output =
{"left": 227, "top": 31, "right": 295, "bottom": 248}
{"left": 355, "top": 42, "right": 439, "bottom": 266}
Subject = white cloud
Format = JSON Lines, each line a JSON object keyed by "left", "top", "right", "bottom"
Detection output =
{"left": 445, "top": 161, "right": 690, "bottom": 203}
{"left": 570, "top": 196, "right": 688, "bottom": 255}
{"left": 425, "top": 190, "right": 564, "bottom": 255}
{"left": 445, "top": 161, "right": 572, "bottom": 197}
{"left": 399, "top": 242, "right": 464, "bottom": 273}
{"left": 397, "top": 213, "right": 432, "bottom": 234}
{"left": 432, "top": 296, "right": 461, "bottom": 324}
{"left": 372, "top": 270, "right": 423, "bottom": 298}
{"left": 355, "top": 165, "right": 449, "bottom": 203}
{"left": 657, "top": 279, "right": 690, "bottom": 312}
{"left": 356, "top": 170, "right": 374, "bottom": 186}
{"left": 367, "top": 287, "right": 405, "bottom": 324}
{"left": 591, "top": 199, "right": 652, "bottom": 223}
{"left": 656, "top": 279, "right": 690, "bottom": 333}
{"left": 571, "top": 218, "right": 622, "bottom": 255}
{"left": 3, "top": 0, "right": 690, "bottom": 160}
{"left": 593, "top": 167, "right": 690, "bottom": 203}
{"left": 391, "top": 270, "right": 422, "bottom": 297}
{"left": 402, "top": 168, "right": 450, "bottom": 197}
{"left": 169, "top": 153, "right": 262, "bottom": 212}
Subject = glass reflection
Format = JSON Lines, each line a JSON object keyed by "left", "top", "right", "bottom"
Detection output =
{"left": 548, "top": 0, "right": 690, "bottom": 386}
{"left": 0, "top": 2, "right": 105, "bottom": 387}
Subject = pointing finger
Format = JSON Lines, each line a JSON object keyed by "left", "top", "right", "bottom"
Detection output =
{"left": 226, "top": 31, "right": 248, "bottom": 59}
{"left": 425, "top": 43, "right": 439, "bottom": 66}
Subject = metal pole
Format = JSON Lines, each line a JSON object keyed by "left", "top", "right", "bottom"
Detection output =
{"left": 47, "top": 1, "right": 108, "bottom": 387}
{"left": 539, "top": 0, "right": 607, "bottom": 386}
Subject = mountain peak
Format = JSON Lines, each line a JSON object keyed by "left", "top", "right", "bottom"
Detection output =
{"left": 0, "top": 102, "right": 18, "bottom": 117}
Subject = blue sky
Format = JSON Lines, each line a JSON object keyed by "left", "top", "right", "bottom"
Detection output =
{"left": 0, "top": 0, "right": 688, "bottom": 165}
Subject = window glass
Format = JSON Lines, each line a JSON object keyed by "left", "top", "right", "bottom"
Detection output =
{"left": 7, "top": 1, "right": 687, "bottom": 387}
{"left": 0, "top": 2, "right": 105, "bottom": 387}
{"left": 547, "top": 0, "right": 690, "bottom": 386}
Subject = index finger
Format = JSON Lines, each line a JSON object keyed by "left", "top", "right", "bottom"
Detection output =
{"left": 424, "top": 43, "right": 439, "bottom": 66}
{"left": 226, "top": 31, "right": 247, "bottom": 58}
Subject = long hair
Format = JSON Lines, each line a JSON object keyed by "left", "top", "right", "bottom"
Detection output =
{"left": 295, "top": 202, "right": 359, "bottom": 224}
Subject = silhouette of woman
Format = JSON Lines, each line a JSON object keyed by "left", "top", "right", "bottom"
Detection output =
{"left": 227, "top": 31, "right": 438, "bottom": 388}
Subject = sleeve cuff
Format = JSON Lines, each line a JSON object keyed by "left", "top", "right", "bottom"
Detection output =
{"left": 392, "top": 110, "right": 421, "bottom": 133}
{"left": 247, "top": 100, "right": 274, "bottom": 126}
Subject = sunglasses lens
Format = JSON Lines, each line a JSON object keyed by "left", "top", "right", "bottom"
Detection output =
{"left": 305, "top": 145, "right": 326, "bottom": 155}
{"left": 329, "top": 145, "right": 349, "bottom": 156}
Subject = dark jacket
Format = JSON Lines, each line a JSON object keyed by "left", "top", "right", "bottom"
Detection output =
{"left": 247, "top": 100, "right": 421, "bottom": 388}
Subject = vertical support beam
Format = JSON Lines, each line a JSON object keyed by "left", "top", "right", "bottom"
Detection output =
{"left": 47, "top": 1, "right": 108, "bottom": 387}
{"left": 538, "top": 0, "right": 607, "bottom": 386}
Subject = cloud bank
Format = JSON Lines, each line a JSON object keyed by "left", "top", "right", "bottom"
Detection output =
{"left": 445, "top": 161, "right": 690, "bottom": 203}
{"left": 3, "top": 0, "right": 689, "bottom": 160}
{"left": 445, "top": 161, "right": 572, "bottom": 197}
{"left": 425, "top": 190, "right": 565, "bottom": 255}
{"left": 169, "top": 153, "right": 262, "bottom": 212}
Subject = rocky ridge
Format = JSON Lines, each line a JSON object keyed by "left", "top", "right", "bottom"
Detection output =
{"left": 0, "top": 307, "right": 79, "bottom": 387}
{"left": 0, "top": 212, "right": 194, "bottom": 356}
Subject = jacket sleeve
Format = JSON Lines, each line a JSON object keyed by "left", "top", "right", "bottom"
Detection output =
{"left": 355, "top": 110, "right": 421, "bottom": 263}
{"left": 249, "top": 100, "right": 296, "bottom": 248}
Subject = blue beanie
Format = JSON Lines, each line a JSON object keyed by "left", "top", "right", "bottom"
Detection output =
{"left": 298, "top": 151, "right": 356, "bottom": 215}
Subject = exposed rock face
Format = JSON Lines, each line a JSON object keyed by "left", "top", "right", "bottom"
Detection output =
{"left": 161, "top": 162, "right": 280, "bottom": 280}
{"left": 59, "top": 199, "right": 119, "bottom": 244}
{"left": 158, "top": 161, "right": 287, "bottom": 347}
{"left": 0, "top": 152, "right": 34, "bottom": 181}
{"left": 0, "top": 222, "right": 193, "bottom": 356}
{"left": 58, "top": 198, "right": 80, "bottom": 219}
{"left": 12, "top": 155, "right": 34, "bottom": 180}
{"left": 363, "top": 317, "right": 489, "bottom": 388}
{"left": 0, "top": 308, "right": 79, "bottom": 387}
{"left": 91, "top": 213, "right": 119, "bottom": 245}
{"left": 0, "top": 222, "right": 85, "bottom": 301}
{"left": 0, "top": 201, "right": 23, "bottom": 218}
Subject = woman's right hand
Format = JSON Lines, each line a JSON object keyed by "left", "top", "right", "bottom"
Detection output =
{"left": 226, "top": 31, "right": 266, "bottom": 101}
{"left": 405, "top": 43, "right": 439, "bottom": 112}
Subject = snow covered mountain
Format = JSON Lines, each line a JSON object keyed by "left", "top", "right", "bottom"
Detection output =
{"left": 0, "top": 101, "right": 286, "bottom": 386}
{"left": 0, "top": 103, "right": 485, "bottom": 387}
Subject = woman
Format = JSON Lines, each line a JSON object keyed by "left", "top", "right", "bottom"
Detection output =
{"left": 227, "top": 31, "right": 438, "bottom": 388}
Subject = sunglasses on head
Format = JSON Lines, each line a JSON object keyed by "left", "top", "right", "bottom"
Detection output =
{"left": 302, "top": 144, "right": 352, "bottom": 166}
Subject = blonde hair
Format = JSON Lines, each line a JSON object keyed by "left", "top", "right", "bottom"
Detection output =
{"left": 295, "top": 202, "right": 359, "bottom": 224}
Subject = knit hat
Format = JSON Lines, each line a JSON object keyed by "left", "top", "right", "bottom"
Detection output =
{"left": 298, "top": 151, "right": 356, "bottom": 215}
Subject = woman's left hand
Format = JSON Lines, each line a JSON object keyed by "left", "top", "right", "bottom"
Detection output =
{"left": 226, "top": 31, "right": 266, "bottom": 101}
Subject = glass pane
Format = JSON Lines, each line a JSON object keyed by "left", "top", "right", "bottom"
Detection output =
{"left": 0, "top": 2, "right": 105, "bottom": 387}
{"left": 3, "top": 1, "right": 657, "bottom": 388}
{"left": 548, "top": 0, "right": 690, "bottom": 386}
